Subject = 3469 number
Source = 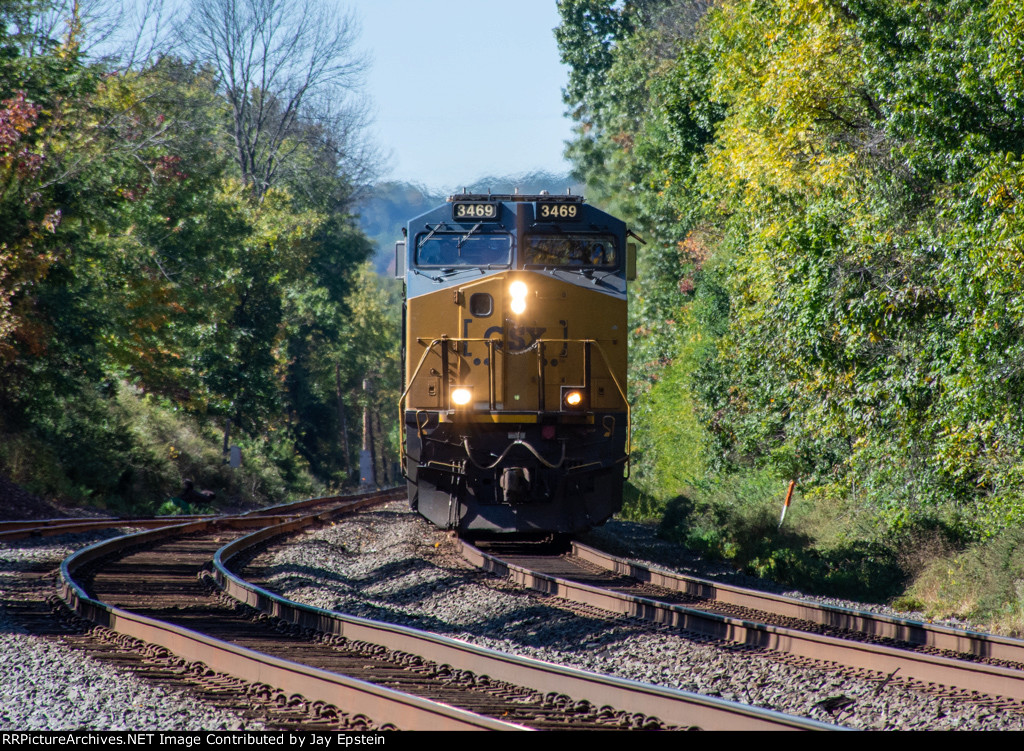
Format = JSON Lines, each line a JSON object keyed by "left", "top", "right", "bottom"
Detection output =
{"left": 453, "top": 203, "right": 498, "bottom": 220}
{"left": 537, "top": 203, "right": 581, "bottom": 220}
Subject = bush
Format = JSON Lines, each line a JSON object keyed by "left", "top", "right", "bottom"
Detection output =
{"left": 657, "top": 469, "right": 910, "bottom": 601}
{"left": 0, "top": 381, "right": 319, "bottom": 514}
{"left": 904, "top": 527, "right": 1024, "bottom": 634}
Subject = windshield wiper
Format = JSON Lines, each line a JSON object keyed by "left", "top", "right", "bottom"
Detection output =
{"left": 456, "top": 222, "right": 482, "bottom": 253}
{"left": 584, "top": 269, "right": 622, "bottom": 289}
{"left": 412, "top": 267, "right": 445, "bottom": 282}
{"left": 417, "top": 223, "right": 449, "bottom": 250}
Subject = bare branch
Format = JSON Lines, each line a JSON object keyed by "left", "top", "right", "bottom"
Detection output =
{"left": 3, "top": 0, "right": 178, "bottom": 69}
{"left": 176, "top": 0, "right": 371, "bottom": 201}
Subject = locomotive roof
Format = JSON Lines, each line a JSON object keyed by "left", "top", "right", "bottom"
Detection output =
{"left": 446, "top": 192, "right": 584, "bottom": 204}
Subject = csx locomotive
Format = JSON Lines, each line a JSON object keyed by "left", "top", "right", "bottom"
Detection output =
{"left": 397, "top": 192, "right": 635, "bottom": 535}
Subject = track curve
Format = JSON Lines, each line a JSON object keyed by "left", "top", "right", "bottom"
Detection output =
{"left": 212, "top": 509, "right": 835, "bottom": 731}
{"left": 57, "top": 490, "right": 531, "bottom": 730}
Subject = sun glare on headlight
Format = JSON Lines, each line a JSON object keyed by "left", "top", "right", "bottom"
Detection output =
{"left": 509, "top": 280, "right": 528, "bottom": 315}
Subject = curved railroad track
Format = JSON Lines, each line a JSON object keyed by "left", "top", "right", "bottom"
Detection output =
{"left": 58, "top": 490, "right": 519, "bottom": 731}
{"left": 461, "top": 539, "right": 1024, "bottom": 711}
{"left": 53, "top": 490, "right": 834, "bottom": 731}
{"left": 0, "top": 516, "right": 213, "bottom": 542}
{"left": 0, "top": 490, "right": 379, "bottom": 542}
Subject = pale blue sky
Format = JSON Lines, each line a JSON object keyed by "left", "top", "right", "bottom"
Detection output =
{"left": 354, "top": 1, "right": 574, "bottom": 190}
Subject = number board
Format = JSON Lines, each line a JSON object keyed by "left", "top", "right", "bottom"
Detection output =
{"left": 452, "top": 202, "right": 500, "bottom": 222}
{"left": 536, "top": 202, "right": 583, "bottom": 222}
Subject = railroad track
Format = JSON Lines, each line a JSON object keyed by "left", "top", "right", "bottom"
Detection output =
{"left": 58, "top": 490, "right": 514, "bottom": 731}
{"left": 461, "top": 539, "right": 1024, "bottom": 710}
{"left": 0, "top": 491, "right": 366, "bottom": 541}
{"left": 0, "top": 516, "right": 213, "bottom": 542}
{"left": 53, "top": 490, "right": 834, "bottom": 731}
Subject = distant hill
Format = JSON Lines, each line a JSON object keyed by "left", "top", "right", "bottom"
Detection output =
{"left": 356, "top": 171, "right": 584, "bottom": 274}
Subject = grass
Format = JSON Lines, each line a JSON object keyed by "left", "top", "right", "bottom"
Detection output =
{"left": 619, "top": 480, "right": 666, "bottom": 521}
{"left": 653, "top": 470, "right": 907, "bottom": 601}
{"left": 636, "top": 460, "right": 1024, "bottom": 630}
{"left": 899, "top": 527, "right": 1024, "bottom": 635}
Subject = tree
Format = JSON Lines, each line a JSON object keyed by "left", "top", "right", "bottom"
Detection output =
{"left": 557, "top": 0, "right": 1024, "bottom": 538}
{"left": 178, "top": 0, "right": 370, "bottom": 202}
{"left": 0, "top": 0, "right": 385, "bottom": 510}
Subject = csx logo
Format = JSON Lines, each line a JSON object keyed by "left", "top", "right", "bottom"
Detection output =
{"left": 504, "top": 324, "right": 547, "bottom": 353}
{"left": 466, "top": 322, "right": 548, "bottom": 357}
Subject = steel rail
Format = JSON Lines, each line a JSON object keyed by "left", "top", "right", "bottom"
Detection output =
{"left": 238, "top": 491, "right": 402, "bottom": 518}
{"left": 213, "top": 514, "right": 838, "bottom": 731}
{"left": 58, "top": 492, "right": 524, "bottom": 731}
{"left": 460, "top": 540, "right": 1024, "bottom": 703}
{"left": 1, "top": 489, "right": 398, "bottom": 541}
{"left": 0, "top": 518, "right": 141, "bottom": 531}
{"left": 0, "top": 517, "right": 212, "bottom": 542}
{"left": 571, "top": 541, "right": 1024, "bottom": 667}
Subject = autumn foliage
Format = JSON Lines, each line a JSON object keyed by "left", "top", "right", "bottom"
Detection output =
{"left": 558, "top": 0, "right": 1024, "bottom": 547}
{"left": 0, "top": 2, "right": 394, "bottom": 510}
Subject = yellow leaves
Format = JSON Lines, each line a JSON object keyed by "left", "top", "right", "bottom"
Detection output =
{"left": 703, "top": 0, "right": 865, "bottom": 214}
{"left": 54, "top": 0, "right": 83, "bottom": 60}
{"left": 215, "top": 180, "right": 325, "bottom": 280}
{"left": 41, "top": 211, "right": 61, "bottom": 233}
{"left": 986, "top": 0, "right": 1024, "bottom": 98}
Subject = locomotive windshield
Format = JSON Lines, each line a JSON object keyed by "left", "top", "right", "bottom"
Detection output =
{"left": 522, "top": 234, "right": 618, "bottom": 269}
{"left": 415, "top": 233, "right": 511, "bottom": 267}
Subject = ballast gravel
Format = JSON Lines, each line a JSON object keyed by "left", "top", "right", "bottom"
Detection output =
{"left": 2, "top": 505, "right": 1020, "bottom": 731}
{"left": 0, "top": 533, "right": 263, "bottom": 731}
{"left": 252, "top": 502, "right": 1024, "bottom": 731}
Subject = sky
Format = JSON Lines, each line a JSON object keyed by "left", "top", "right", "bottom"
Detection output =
{"left": 354, "top": 1, "right": 575, "bottom": 191}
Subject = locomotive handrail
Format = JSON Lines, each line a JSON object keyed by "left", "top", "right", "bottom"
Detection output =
{"left": 399, "top": 335, "right": 631, "bottom": 481}
{"left": 534, "top": 337, "right": 632, "bottom": 457}
{"left": 398, "top": 336, "right": 461, "bottom": 473}
{"left": 401, "top": 336, "right": 499, "bottom": 420}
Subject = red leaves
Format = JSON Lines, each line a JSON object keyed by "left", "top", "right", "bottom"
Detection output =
{"left": 0, "top": 93, "right": 45, "bottom": 186}
{"left": 679, "top": 234, "right": 709, "bottom": 268}
{"left": 0, "top": 93, "right": 40, "bottom": 147}
{"left": 155, "top": 154, "right": 188, "bottom": 181}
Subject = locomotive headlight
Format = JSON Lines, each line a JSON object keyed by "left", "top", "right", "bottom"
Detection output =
{"left": 451, "top": 387, "right": 473, "bottom": 407}
{"left": 509, "top": 280, "right": 528, "bottom": 316}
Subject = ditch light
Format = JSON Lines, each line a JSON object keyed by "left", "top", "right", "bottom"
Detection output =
{"left": 561, "top": 387, "right": 587, "bottom": 411}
